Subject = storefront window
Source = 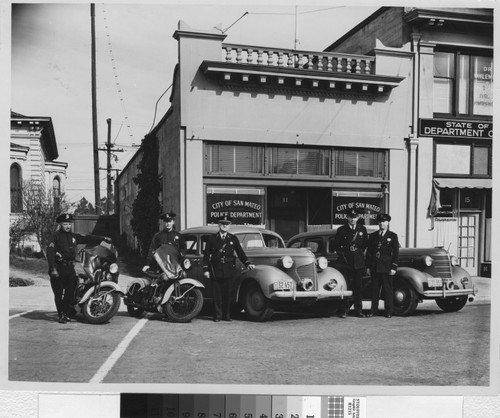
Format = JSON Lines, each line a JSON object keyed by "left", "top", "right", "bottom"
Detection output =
{"left": 270, "top": 147, "right": 330, "bottom": 176}
{"left": 205, "top": 143, "right": 264, "bottom": 174}
{"left": 206, "top": 187, "right": 265, "bottom": 225}
{"left": 334, "top": 150, "right": 385, "bottom": 178}
{"left": 435, "top": 142, "right": 491, "bottom": 176}
{"left": 433, "top": 51, "right": 493, "bottom": 117}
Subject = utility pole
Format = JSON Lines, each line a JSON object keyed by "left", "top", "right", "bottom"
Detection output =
{"left": 99, "top": 118, "right": 123, "bottom": 215}
{"left": 91, "top": 3, "right": 100, "bottom": 214}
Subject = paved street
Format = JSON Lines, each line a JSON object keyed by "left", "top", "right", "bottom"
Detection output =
{"left": 9, "top": 274, "right": 491, "bottom": 386}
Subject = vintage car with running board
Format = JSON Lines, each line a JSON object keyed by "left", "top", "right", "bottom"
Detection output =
{"left": 287, "top": 228, "right": 476, "bottom": 316}
{"left": 180, "top": 225, "right": 352, "bottom": 321}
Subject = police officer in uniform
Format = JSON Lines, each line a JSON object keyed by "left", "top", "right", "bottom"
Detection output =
{"left": 47, "top": 213, "right": 111, "bottom": 324}
{"left": 333, "top": 209, "right": 368, "bottom": 318}
{"left": 365, "top": 213, "right": 399, "bottom": 318}
{"left": 203, "top": 215, "right": 255, "bottom": 322}
{"left": 143, "top": 212, "right": 186, "bottom": 271}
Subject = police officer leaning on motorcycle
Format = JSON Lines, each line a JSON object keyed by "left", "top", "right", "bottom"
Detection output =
{"left": 47, "top": 213, "right": 112, "bottom": 324}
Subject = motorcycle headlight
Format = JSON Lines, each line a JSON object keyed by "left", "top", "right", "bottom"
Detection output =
{"left": 183, "top": 258, "right": 192, "bottom": 270}
{"left": 280, "top": 256, "right": 294, "bottom": 269}
{"left": 451, "top": 256, "right": 459, "bottom": 266}
{"left": 424, "top": 256, "right": 433, "bottom": 267}
{"left": 109, "top": 263, "right": 119, "bottom": 274}
{"left": 317, "top": 257, "right": 328, "bottom": 270}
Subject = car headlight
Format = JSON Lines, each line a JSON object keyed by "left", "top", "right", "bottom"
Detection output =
{"left": 317, "top": 256, "right": 328, "bottom": 270}
{"left": 280, "top": 256, "right": 294, "bottom": 269}
{"left": 424, "top": 256, "right": 433, "bottom": 267}
{"left": 109, "top": 263, "right": 119, "bottom": 274}
{"left": 450, "top": 256, "right": 459, "bottom": 266}
{"left": 183, "top": 258, "right": 192, "bottom": 270}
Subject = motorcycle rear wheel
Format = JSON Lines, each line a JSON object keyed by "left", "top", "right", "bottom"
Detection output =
{"left": 82, "top": 287, "right": 121, "bottom": 324}
{"left": 163, "top": 285, "right": 203, "bottom": 323}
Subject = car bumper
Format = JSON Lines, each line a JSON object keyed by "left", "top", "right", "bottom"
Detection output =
{"left": 423, "top": 288, "right": 475, "bottom": 298}
{"left": 271, "top": 290, "right": 352, "bottom": 300}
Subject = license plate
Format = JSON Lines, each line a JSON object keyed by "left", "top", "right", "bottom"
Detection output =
{"left": 273, "top": 281, "right": 294, "bottom": 291}
{"left": 428, "top": 277, "right": 443, "bottom": 287}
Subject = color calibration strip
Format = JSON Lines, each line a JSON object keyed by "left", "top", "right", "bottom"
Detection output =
{"left": 120, "top": 394, "right": 365, "bottom": 418}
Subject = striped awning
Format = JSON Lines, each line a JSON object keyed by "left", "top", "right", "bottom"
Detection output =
{"left": 433, "top": 178, "right": 492, "bottom": 189}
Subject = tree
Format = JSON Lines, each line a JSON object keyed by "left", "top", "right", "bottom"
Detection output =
{"left": 73, "top": 197, "right": 96, "bottom": 215}
{"left": 10, "top": 179, "right": 71, "bottom": 257}
{"left": 131, "top": 133, "right": 161, "bottom": 258}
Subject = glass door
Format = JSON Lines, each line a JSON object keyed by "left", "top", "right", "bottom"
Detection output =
{"left": 458, "top": 214, "right": 480, "bottom": 275}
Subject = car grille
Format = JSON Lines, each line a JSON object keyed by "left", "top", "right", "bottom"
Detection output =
{"left": 294, "top": 262, "right": 316, "bottom": 290}
{"left": 432, "top": 252, "right": 452, "bottom": 279}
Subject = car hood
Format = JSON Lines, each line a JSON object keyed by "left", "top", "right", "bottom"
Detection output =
{"left": 245, "top": 247, "right": 313, "bottom": 258}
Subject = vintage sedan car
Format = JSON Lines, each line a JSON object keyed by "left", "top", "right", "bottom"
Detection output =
{"left": 287, "top": 228, "right": 476, "bottom": 316}
{"left": 180, "top": 225, "right": 352, "bottom": 321}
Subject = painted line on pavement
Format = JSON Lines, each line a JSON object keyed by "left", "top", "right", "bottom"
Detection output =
{"left": 89, "top": 315, "right": 150, "bottom": 384}
{"left": 9, "top": 310, "right": 33, "bottom": 319}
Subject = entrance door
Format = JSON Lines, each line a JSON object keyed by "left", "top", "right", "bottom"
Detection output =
{"left": 458, "top": 214, "right": 480, "bottom": 275}
{"left": 268, "top": 188, "right": 306, "bottom": 241}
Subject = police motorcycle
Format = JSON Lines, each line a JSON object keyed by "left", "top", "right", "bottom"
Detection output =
{"left": 124, "top": 244, "right": 204, "bottom": 322}
{"left": 72, "top": 240, "right": 124, "bottom": 324}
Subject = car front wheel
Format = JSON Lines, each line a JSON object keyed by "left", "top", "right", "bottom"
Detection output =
{"left": 393, "top": 279, "right": 418, "bottom": 317}
{"left": 243, "top": 282, "right": 274, "bottom": 322}
{"left": 435, "top": 295, "right": 468, "bottom": 312}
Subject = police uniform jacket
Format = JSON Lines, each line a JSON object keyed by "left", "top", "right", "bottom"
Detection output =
{"left": 47, "top": 230, "right": 104, "bottom": 269}
{"left": 147, "top": 229, "right": 187, "bottom": 265}
{"left": 203, "top": 232, "right": 251, "bottom": 279}
{"left": 366, "top": 230, "right": 399, "bottom": 274}
{"left": 333, "top": 223, "right": 368, "bottom": 270}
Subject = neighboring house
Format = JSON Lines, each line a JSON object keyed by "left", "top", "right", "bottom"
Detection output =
{"left": 10, "top": 110, "right": 68, "bottom": 252}
{"left": 118, "top": 7, "right": 492, "bottom": 277}
{"left": 115, "top": 146, "right": 143, "bottom": 251}
{"left": 325, "top": 7, "right": 493, "bottom": 276}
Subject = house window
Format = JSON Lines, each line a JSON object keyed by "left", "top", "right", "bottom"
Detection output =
{"left": 53, "top": 177, "right": 61, "bottom": 212}
{"left": 270, "top": 147, "right": 330, "bottom": 176}
{"left": 435, "top": 142, "right": 491, "bottom": 176}
{"left": 205, "top": 143, "right": 264, "bottom": 174}
{"left": 433, "top": 51, "right": 493, "bottom": 117}
{"left": 10, "top": 164, "right": 22, "bottom": 213}
{"left": 334, "top": 149, "right": 385, "bottom": 178}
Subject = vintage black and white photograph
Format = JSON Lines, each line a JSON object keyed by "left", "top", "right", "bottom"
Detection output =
{"left": 7, "top": 1, "right": 497, "bottom": 393}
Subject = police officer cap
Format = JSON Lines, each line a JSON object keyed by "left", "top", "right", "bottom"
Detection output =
{"left": 346, "top": 209, "right": 360, "bottom": 218}
{"left": 56, "top": 213, "right": 73, "bottom": 223}
{"left": 160, "top": 212, "right": 176, "bottom": 221}
{"left": 218, "top": 215, "right": 232, "bottom": 225}
{"left": 377, "top": 213, "right": 391, "bottom": 222}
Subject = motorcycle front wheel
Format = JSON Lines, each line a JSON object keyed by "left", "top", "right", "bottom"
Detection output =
{"left": 163, "top": 285, "right": 203, "bottom": 323}
{"left": 82, "top": 286, "right": 121, "bottom": 324}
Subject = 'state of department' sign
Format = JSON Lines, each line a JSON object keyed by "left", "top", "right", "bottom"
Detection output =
{"left": 419, "top": 119, "right": 492, "bottom": 139}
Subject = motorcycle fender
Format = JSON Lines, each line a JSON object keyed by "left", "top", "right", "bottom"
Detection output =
{"left": 160, "top": 278, "right": 205, "bottom": 305}
{"left": 79, "top": 281, "right": 124, "bottom": 305}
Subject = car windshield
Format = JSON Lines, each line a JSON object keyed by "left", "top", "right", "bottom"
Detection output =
{"left": 234, "top": 232, "right": 285, "bottom": 249}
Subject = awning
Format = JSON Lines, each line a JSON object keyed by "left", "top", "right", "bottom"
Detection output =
{"left": 433, "top": 178, "right": 492, "bottom": 189}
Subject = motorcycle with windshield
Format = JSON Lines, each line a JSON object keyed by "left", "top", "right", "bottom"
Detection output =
{"left": 124, "top": 244, "right": 204, "bottom": 322}
{"left": 73, "top": 240, "right": 124, "bottom": 324}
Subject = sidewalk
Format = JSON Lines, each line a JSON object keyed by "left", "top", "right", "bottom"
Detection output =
{"left": 9, "top": 275, "right": 491, "bottom": 312}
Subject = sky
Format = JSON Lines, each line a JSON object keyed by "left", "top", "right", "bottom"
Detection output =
{"left": 8, "top": 2, "right": 383, "bottom": 205}
{"left": 7, "top": 0, "right": 488, "bottom": 206}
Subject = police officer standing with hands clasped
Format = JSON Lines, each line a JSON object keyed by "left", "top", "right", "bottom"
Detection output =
{"left": 366, "top": 213, "right": 399, "bottom": 318}
{"left": 333, "top": 208, "right": 368, "bottom": 318}
{"left": 47, "top": 213, "right": 111, "bottom": 324}
{"left": 203, "top": 215, "right": 255, "bottom": 322}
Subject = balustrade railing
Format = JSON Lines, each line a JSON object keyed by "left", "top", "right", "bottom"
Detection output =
{"left": 222, "top": 44, "right": 375, "bottom": 75}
